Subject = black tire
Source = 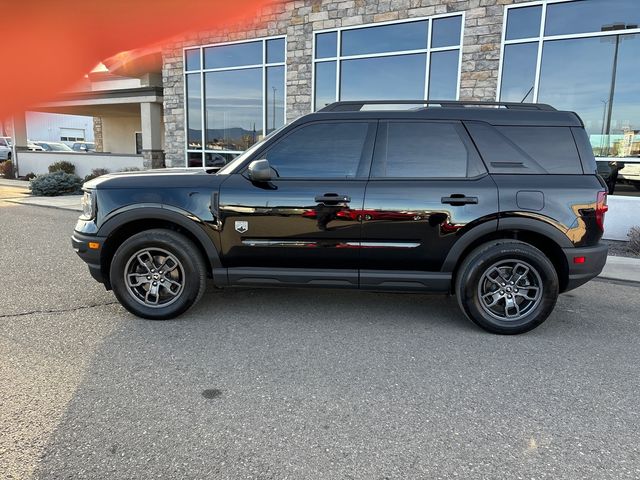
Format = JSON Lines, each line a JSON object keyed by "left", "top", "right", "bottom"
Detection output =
{"left": 455, "top": 240, "right": 559, "bottom": 335}
{"left": 633, "top": 182, "right": 640, "bottom": 191}
{"left": 109, "top": 229, "right": 207, "bottom": 320}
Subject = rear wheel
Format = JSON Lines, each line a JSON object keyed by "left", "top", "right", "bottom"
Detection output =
{"left": 110, "top": 229, "right": 207, "bottom": 320}
{"left": 455, "top": 240, "right": 559, "bottom": 334}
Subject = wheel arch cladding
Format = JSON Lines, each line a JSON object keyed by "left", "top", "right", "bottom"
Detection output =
{"left": 445, "top": 218, "right": 570, "bottom": 293}
{"left": 97, "top": 207, "right": 220, "bottom": 287}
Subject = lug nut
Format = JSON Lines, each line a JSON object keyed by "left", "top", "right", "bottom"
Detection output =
{"left": 507, "top": 294, "right": 512, "bottom": 299}
{"left": 146, "top": 276, "right": 151, "bottom": 280}
{"left": 153, "top": 281, "right": 157, "bottom": 286}
{"left": 500, "top": 290, "right": 505, "bottom": 295}
{"left": 160, "top": 279, "right": 165, "bottom": 283}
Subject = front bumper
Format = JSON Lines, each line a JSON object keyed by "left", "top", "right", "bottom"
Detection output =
{"left": 71, "top": 232, "right": 107, "bottom": 285}
{"left": 562, "top": 243, "right": 608, "bottom": 292}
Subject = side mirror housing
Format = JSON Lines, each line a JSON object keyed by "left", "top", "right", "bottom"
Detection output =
{"left": 247, "top": 159, "right": 272, "bottom": 182}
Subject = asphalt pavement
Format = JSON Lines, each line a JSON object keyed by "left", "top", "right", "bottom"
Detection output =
{"left": 1, "top": 202, "right": 639, "bottom": 479}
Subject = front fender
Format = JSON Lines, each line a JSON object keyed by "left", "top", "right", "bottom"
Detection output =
{"left": 97, "top": 204, "right": 223, "bottom": 271}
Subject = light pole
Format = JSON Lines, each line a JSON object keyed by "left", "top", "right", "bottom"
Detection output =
{"left": 272, "top": 86, "right": 276, "bottom": 134}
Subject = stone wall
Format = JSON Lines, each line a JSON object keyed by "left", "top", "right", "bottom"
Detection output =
{"left": 162, "top": 0, "right": 530, "bottom": 167}
{"left": 93, "top": 117, "right": 103, "bottom": 153}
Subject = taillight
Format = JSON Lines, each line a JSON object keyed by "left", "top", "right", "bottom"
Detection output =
{"left": 595, "top": 190, "right": 608, "bottom": 231}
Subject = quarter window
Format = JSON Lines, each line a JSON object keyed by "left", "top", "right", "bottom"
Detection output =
{"left": 264, "top": 122, "right": 371, "bottom": 179}
{"left": 372, "top": 122, "right": 480, "bottom": 178}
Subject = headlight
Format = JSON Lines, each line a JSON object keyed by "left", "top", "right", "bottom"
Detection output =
{"left": 81, "top": 190, "right": 96, "bottom": 219}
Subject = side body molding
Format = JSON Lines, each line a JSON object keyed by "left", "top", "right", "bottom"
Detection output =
{"left": 97, "top": 204, "right": 226, "bottom": 284}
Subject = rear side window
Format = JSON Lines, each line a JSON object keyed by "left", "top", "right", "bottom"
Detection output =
{"left": 371, "top": 121, "right": 485, "bottom": 178}
{"left": 465, "top": 122, "right": 583, "bottom": 174}
{"left": 264, "top": 122, "right": 372, "bottom": 178}
{"left": 497, "top": 126, "right": 583, "bottom": 174}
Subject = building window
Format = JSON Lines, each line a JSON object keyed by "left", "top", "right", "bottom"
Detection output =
{"left": 184, "top": 36, "right": 286, "bottom": 167}
{"left": 312, "top": 15, "right": 464, "bottom": 111}
{"left": 498, "top": 0, "right": 640, "bottom": 160}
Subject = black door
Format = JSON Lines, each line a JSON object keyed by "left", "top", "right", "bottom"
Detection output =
{"left": 360, "top": 120, "right": 498, "bottom": 288}
{"left": 218, "top": 120, "right": 377, "bottom": 286}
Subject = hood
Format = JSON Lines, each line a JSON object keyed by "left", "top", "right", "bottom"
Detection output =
{"left": 84, "top": 168, "right": 220, "bottom": 189}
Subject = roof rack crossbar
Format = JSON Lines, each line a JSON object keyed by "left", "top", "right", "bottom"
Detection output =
{"left": 319, "top": 100, "right": 557, "bottom": 112}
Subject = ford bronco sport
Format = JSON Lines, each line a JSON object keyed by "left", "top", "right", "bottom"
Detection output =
{"left": 72, "top": 100, "right": 609, "bottom": 334}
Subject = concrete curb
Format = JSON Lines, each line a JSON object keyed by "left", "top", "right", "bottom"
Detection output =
{"left": 598, "top": 255, "right": 640, "bottom": 284}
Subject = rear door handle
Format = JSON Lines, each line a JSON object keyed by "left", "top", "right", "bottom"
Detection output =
{"left": 315, "top": 193, "right": 351, "bottom": 204}
{"left": 441, "top": 194, "right": 478, "bottom": 206}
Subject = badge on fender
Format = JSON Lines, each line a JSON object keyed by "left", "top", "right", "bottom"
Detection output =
{"left": 235, "top": 220, "right": 249, "bottom": 233}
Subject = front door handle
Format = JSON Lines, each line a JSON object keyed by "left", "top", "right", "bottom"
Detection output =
{"left": 441, "top": 194, "right": 478, "bottom": 206}
{"left": 315, "top": 193, "right": 351, "bottom": 204}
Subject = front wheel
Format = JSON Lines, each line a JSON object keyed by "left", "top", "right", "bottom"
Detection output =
{"left": 455, "top": 240, "right": 559, "bottom": 334}
{"left": 110, "top": 229, "right": 207, "bottom": 320}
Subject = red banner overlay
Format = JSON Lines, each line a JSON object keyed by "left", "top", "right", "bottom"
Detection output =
{"left": 1, "top": 0, "right": 274, "bottom": 117}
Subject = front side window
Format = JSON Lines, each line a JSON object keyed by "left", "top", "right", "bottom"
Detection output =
{"left": 313, "top": 15, "right": 463, "bottom": 110}
{"left": 184, "top": 37, "right": 286, "bottom": 167}
{"left": 264, "top": 122, "right": 371, "bottom": 179}
{"left": 371, "top": 122, "right": 481, "bottom": 178}
{"left": 499, "top": 0, "right": 640, "bottom": 164}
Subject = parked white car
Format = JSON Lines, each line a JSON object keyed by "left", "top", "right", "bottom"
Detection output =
{"left": 0, "top": 137, "right": 11, "bottom": 160}
{"left": 32, "top": 141, "right": 74, "bottom": 152}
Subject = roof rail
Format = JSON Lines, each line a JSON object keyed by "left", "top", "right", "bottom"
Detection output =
{"left": 318, "top": 100, "right": 557, "bottom": 112}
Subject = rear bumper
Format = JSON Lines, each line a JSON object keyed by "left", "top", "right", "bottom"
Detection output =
{"left": 71, "top": 232, "right": 107, "bottom": 285}
{"left": 562, "top": 243, "right": 608, "bottom": 292}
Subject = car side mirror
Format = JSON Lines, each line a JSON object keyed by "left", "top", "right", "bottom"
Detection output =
{"left": 247, "top": 159, "right": 272, "bottom": 182}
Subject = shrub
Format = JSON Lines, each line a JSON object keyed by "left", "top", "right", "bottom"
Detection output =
{"left": 83, "top": 168, "right": 110, "bottom": 183}
{"left": 629, "top": 226, "right": 640, "bottom": 254}
{"left": 48, "top": 160, "right": 76, "bottom": 174}
{"left": 119, "top": 167, "right": 141, "bottom": 172}
{"left": 0, "top": 160, "right": 14, "bottom": 178}
{"left": 30, "top": 171, "right": 82, "bottom": 196}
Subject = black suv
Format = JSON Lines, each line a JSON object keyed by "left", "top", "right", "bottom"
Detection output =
{"left": 72, "top": 100, "right": 609, "bottom": 334}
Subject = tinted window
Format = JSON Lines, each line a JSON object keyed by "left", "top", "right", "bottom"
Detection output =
{"left": 266, "top": 66, "right": 285, "bottom": 134}
{"left": 431, "top": 15, "right": 462, "bottom": 48}
{"left": 505, "top": 5, "right": 542, "bottom": 40}
{"left": 315, "top": 32, "right": 337, "bottom": 59}
{"left": 372, "top": 122, "right": 479, "bottom": 178}
{"left": 265, "top": 122, "right": 370, "bottom": 178}
{"left": 545, "top": 0, "right": 640, "bottom": 37}
{"left": 204, "top": 41, "right": 262, "bottom": 69}
{"left": 497, "top": 126, "right": 583, "bottom": 174}
{"left": 466, "top": 122, "right": 583, "bottom": 174}
{"left": 341, "top": 21, "right": 428, "bottom": 56}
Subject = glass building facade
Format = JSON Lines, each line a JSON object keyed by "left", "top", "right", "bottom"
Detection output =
{"left": 176, "top": 0, "right": 640, "bottom": 196}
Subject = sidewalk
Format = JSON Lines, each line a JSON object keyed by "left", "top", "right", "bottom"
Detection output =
{"left": 4, "top": 194, "right": 82, "bottom": 211}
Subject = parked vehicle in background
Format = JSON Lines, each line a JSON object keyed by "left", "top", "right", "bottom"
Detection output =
{"left": 33, "top": 141, "right": 74, "bottom": 152}
{"left": 72, "top": 100, "right": 609, "bottom": 335}
{"left": 72, "top": 141, "right": 96, "bottom": 152}
{"left": 0, "top": 137, "right": 11, "bottom": 160}
{"left": 617, "top": 159, "right": 640, "bottom": 191}
{"left": 27, "top": 143, "right": 45, "bottom": 151}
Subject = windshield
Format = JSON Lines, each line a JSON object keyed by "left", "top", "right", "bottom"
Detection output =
{"left": 216, "top": 123, "right": 289, "bottom": 175}
{"left": 0, "top": 138, "right": 7, "bottom": 147}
